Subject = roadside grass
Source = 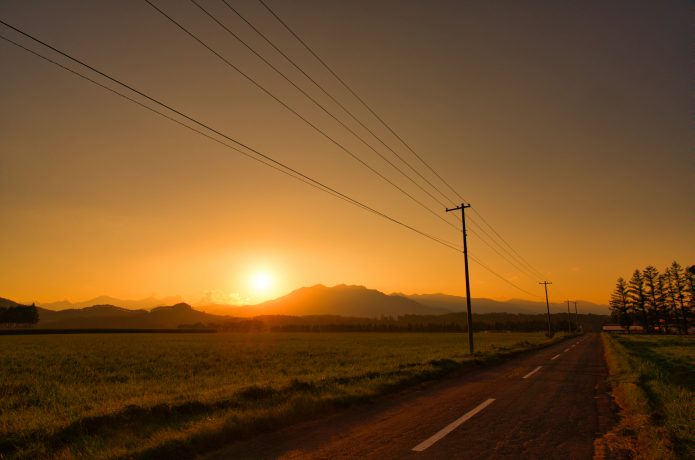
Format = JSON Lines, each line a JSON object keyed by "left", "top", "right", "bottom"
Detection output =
{"left": 1, "top": 332, "right": 563, "bottom": 459}
{"left": 599, "top": 333, "right": 694, "bottom": 460}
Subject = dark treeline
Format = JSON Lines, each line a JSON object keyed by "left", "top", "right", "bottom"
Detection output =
{"left": 181, "top": 312, "right": 607, "bottom": 333}
{"left": 0, "top": 303, "right": 39, "bottom": 327}
{"left": 609, "top": 261, "right": 694, "bottom": 334}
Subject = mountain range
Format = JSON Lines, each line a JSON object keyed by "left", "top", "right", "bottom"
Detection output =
{"left": 4, "top": 284, "right": 609, "bottom": 329}
{"left": 203, "top": 286, "right": 609, "bottom": 317}
{"left": 38, "top": 295, "right": 184, "bottom": 311}
{"left": 33, "top": 303, "right": 226, "bottom": 329}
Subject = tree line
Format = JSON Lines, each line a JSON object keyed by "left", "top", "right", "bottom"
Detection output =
{"left": 0, "top": 303, "right": 39, "bottom": 327}
{"left": 609, "top": 261, "right": 693, "bottom": 333}
{"left": 180, "top": 311, "right": 608, "bottom": 333}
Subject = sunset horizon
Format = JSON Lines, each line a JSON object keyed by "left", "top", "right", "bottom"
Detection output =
{"left": 1, "top": 1, "right": 692, "bottom": 458}
{"left": 2, "top": 1, "right": 691, "bottom": 312}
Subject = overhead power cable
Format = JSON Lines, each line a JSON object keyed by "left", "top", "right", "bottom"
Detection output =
{"left": 145, "top": 0, "right": 460, "bottom": 234}
{"left": 257, "top": 0, "right": 547, "bottom": 280}
{"left": 0, "top": 22, "right": 459, "bottom": 255}
{"left": 468, "top": 254, "right": 540, "bottom": 298}
{"left": 467, "top": 226, "right": 540, "bottom": 281}
{"left": 222, "top": 0, "right": 540, "bottom": 280}
{"left": 220, "top": 0, "right": 454, "bottom": 207}
{"left": 471, "top": 208, "right": 546, "bottom": 278}
{"left": 190, "top": 0, "right": 452, "bottom": 214}
{"left": 257, "top": 0, "right": 463, "bottom": 203}
{"left": 0, "top": 20, "right": 541, "bottom": 298}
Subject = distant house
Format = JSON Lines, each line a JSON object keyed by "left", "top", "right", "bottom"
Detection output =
{"left": 602, "top": 325, "right": 627, "bottom": 333}
{"left": 602, "top": 324, "right": 645, "bottom": 333}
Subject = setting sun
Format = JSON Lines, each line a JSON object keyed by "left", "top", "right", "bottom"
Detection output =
{"left": 250, "top": 271, "right": 273, "bottom": 294}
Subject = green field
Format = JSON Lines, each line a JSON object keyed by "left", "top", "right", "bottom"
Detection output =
{"left": 600, "top": 334, "right": 694, "bottom": 460}
{"left": 1, "top": 332, "right": 559, "bottom": 459}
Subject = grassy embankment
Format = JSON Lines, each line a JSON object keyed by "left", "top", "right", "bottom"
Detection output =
{"left": 599, "top": 333, "right": 694, "bottom": 459}
{"left": 1, "top": 332, "right": 563, "bottom": 459}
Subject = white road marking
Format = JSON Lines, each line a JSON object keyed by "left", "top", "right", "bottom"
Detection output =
{"left": 412, "top": 398, "right": 495, "bottom": 452}
{"left": 551, "top": 354, "right": 561, "bottom": 360}
{"left": 522, "top": 366, "right": 542, "bottom": 379}
{"left": 564, "top": 348, "right": 570, "bottom": 352}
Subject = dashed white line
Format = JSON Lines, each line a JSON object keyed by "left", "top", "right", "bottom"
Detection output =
{"left": 551, "top": 354, "right": 561, "bottom": 360}
{"left": 412, "top": 398, "right": 496, "bottom": 452}
{"left": 564, "top": 348, "right": 570, "bottom": 352}
{"left": 522, "top": 366, "right": 542, "bottom": 379}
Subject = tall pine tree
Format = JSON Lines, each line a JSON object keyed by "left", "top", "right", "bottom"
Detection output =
{"left": 628, "top": 269, "right": 649, "bottom": 331}
{"left": 643, "top": 266, "right": 662, "bottom": 332}
{"left": 609, "top": 277, "right": 631, "bottom": 331}
{"left": 667, "top": 261, "right": 689, "bottom": 334}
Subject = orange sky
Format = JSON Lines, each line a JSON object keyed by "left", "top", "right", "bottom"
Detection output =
{"left": 1, "top": 0, "right": 692, "bottom": 307}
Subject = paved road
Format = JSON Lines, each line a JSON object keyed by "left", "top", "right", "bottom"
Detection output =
{"left": 207, "top": 333, "right": 613, "bottom": 459}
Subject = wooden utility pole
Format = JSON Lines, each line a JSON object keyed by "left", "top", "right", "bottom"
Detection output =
{"left": 566, "top": 300, "right": 572, "bottom": 333}
{"left": 446, "top": 203, "right": 474, "bottom": 353}
{"left": 539, "top": 281, "right": 552, "bottom": 336}
{"left": 574, "top": 300, "right": 579, "bottom": 333}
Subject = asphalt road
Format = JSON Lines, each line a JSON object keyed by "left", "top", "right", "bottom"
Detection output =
{"left": 207, "top": 333, "right": 613, "bottom": 459}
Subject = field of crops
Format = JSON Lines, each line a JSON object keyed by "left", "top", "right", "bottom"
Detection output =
{"left": 1, "top": 332, "right": 558, "bottom": 459}
{"left": 600, "top": 334, "right": 694, "bottom": 460}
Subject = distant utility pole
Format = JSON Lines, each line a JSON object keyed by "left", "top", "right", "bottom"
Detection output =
{"left": 446, "top": 203, "right": 474, "bottom": 354}
{"left": 574, "top": 300, "right": 579, "bottom": 333}
{"left": 539, "top": 281, "right": 552, "bottom": 336}
{"left": 566, "top": 300, "right": 572, "bottom": 333}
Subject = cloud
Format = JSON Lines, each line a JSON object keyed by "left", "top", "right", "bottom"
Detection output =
{"left": 199, "top": 290, "right": 250, "bottom": 305}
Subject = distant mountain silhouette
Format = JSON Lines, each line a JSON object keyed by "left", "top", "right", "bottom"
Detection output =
{"left": 37, "top": 295, "right": 184, "bottom": 311}
{"left": 35, "top": 302, "right": 227, "bottom": 329}
{"left": 0, "top": 297, "right": 22, "bottom": 308}
{"left": 6, "top": 284, "right": 609, "bottom": 329}
{"left": 217, "top": 285, "right": 448, "bottom": 318}
{"left": 403, "top": 293, "right": 609, "bottom": 315}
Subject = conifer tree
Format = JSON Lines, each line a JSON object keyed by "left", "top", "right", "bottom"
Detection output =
{"left": 656, "top": 273, "right": 673, "bottom": 332}
{"left": 628, "top": 269, "right": 649, "bottom": 331}
{"left": 667, "top": 261, "right": 689, "bottom": 334}
{"left": 643, "top": 266, "right": 662, "bottom": 332}
{"left": 609, "top": 277, "right": 631, "bottom": 331}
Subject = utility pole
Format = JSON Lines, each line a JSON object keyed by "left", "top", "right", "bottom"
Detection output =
{"left": 539, "top": 281, "right": 552, "bottom": 336}
{"left": 446, "top": 203, "right": 474, "bottom": 354}
{"left": 566, "top": 300, "right": 572, "bottom": 334}
{"left": 574, "top": 300, "right": 579, "bottom": 333}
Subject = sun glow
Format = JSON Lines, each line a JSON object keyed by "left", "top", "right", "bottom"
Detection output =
{"left": 250, "top": 271, "right": 273, "bottom": 294}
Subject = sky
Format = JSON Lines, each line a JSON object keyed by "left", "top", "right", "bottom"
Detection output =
{"left": 1, "top": 0, "right": 692, "bottom": 308}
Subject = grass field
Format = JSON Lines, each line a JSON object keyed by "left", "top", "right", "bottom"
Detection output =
{"left": 1, "top": 332, "right": 560, "bottom": 459}
{"left": 600, "top": 334, "right": 694, "bottom": 460}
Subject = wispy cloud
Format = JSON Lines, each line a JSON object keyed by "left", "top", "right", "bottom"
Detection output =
{"left": 199, "top": 290, "right": 250, "bottom": 305}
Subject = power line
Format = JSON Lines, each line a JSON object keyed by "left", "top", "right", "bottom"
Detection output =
{"left": 236, "top": 0, "right": 542, "bottom": 282}
{"left": 256, "top": 0, "right": 547, "bottom": 289}
{"left": 220, "top": 0, "right": 455, "bottom": 207}
{"left": 471, "top": 208, "right": 546, "bottom": 278}
{"left": 220, "top": 0, "right": 545, "bottom": 278}
{"left": 145, "top": 0, "right": 461, "bottom": 234}
{"left": 191, "top": 0, "right": 453, "bottom": 215}
{"left": 467, "top": 225, "right": 541, "bottom": 281}
{"left": 0, "top": 22, "right": 458, "bottom": 255}
{"left": 257, "top": 0, "right": 463, "bottom": 203}
{"left": 471, "top": 254, "right": 541, "bottom": 298}
{"left": 0, "top": 20, "right": 541, "bottom": 300}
